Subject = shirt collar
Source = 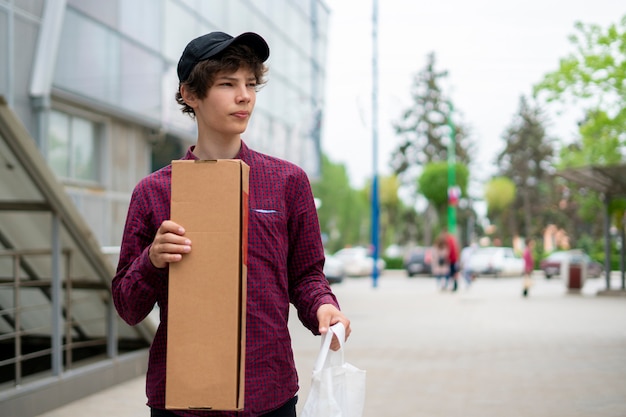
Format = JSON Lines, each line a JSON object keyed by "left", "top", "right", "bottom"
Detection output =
{"left": 183, "top": 140, "right": 250, "bottom": 161}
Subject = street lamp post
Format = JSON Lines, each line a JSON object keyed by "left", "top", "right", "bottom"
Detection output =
{"left": 447, "top": 102, "right": 458, "bottom": 235}
{"left": 371, "top": 0, "right": 380, "bottom": 288}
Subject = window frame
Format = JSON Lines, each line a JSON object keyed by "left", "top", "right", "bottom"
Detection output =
{"left": 47, "top": 104, "right": 107, "bottom": 187}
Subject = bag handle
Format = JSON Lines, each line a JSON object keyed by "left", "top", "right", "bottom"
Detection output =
{"left": 312, "top": 322, "right": 345, "bottom": 372}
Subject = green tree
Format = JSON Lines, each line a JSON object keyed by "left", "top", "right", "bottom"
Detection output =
{"left": 418, "top": 162, "right": 469, "bottom": 231}
{"left": 363, "top": 174, "right": 417, "bottom": 251}
{"left": 495, "top": 96, "right": 556, "bottom": 240}
{"left": 533, "top": 15, "right": 626, "bottom": 244}
{"left": 484, "top": 177, "right": 516, "bottom": 243}
{"left": 390, "top": 52, "right": 474, "bottom": 244}
{"left": 485, "top": 177, "right": 516, "bottom": 213}
{"left": 533, "top": 15, "right": 626, "bottom": 155}
{"left": 391, "top": 52, "right": 472, "bottom": 183}
{"left": 379, "top": 175, "right": 401, "bottom": 251}
{"left": 312, "top": 154, "right": 369, "bottom": 252}
{"left": 560, "top": 110, "right": 624, "bottom": 167}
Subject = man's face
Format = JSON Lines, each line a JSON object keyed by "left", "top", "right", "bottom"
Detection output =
{"left": 193, "top": 67, "right": 257, "bottom": 137}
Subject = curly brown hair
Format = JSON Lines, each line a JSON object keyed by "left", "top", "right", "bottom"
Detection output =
{"left": 175, "top": 44, "right": 268, "bottom": 117}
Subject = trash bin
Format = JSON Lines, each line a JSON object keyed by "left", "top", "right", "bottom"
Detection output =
{"left": 564, "top": 254, "right": 587, "bottom": 292}
{"left": 568, "top": 264, "right": 583, "bottom": 289}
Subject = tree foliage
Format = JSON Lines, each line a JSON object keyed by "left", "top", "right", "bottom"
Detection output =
{"left": 390, "top": 52, "right": 473, "bottom": 185}
{"left": 418, "top": 162, "right": 469, "bottom": 229}
{"left": 495, "top": 96, "right": 556, "bottom": 239}
{"left": 311, "top": 154, "right": 369, "bottom": 252}
{"left": 533, "top": 14, "right": 626, "bottom": 165}
{"left": 312, "top": 155, "right": 418, "bottom": 253}
{"left": 363, "top": 175, "right": 418, "bottom": 250}
{"left": 533, "top": 15, "right": 626, "bottom": 243}
{"left": 559, "top": 110, "right": 624, "bottom": 167}
{"left": 390, "top": 52, "right": 474, "bottom": 244}
{"left": 484, "top": 176, "right": 516, "bottom": 244}
{"left": 484, "top": 177, "right": 516, "bottom": 213}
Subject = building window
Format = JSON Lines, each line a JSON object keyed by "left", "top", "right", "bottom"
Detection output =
{"left": 48, "top": 110, "right": 101, "bottom": 182}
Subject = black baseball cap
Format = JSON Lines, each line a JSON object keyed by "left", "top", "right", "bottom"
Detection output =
{"left": 177, "top": 31, "right": 270, "bottom": 83}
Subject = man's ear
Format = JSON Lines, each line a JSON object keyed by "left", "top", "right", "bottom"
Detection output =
{"left": 180, "top": 85, "right": 197, "bottom": 108}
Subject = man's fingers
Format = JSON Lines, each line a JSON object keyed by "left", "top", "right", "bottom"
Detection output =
{"left": 160, "top": 220, "right": 185, "bottom": 235}
{"left": 149, "top": 221, "right": 190, "bottom": 268}
{"left": 316, "top": 304, "right": 351, "bottom": 351}
{"left": 157, "top": 241, "right": 191, "bottom": 255}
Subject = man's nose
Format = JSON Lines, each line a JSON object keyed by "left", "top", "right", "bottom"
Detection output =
{"left": 236, "top": 86, "right": 251, "bottom": 103}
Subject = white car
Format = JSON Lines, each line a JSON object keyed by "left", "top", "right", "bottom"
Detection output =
{"left": 333, "top": 247, "right": 386, "bottom": 277}
{"left": 323, "top": 252, "right": 345, "bottom": 284}
{"left": 466, "top": 247, "right": 524, "bottom": 277}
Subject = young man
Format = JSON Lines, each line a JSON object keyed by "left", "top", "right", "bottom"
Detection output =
{"left": 112, "top": 31, "right": 351, "bottom": 417}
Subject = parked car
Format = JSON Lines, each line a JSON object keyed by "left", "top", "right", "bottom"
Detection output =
{"left": 466, "top": 246, "right": 524, "bottom": 277}
{"left": 333, "top": 246, "right": 386, "bottom": 277}
{"left": 403, "top": 246, "right": 432, "bottom": 277}
{"left": 323, "top": 252, "right": 345, "bottom": 284}
{"left": 540, "top": 250, "right": 603, "bottom": 279}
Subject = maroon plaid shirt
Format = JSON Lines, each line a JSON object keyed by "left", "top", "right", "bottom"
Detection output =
{"left": 112, "top": 141, "right": 339, "bottom": 416}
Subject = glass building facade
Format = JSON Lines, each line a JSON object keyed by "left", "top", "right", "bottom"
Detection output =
{"left": 0, "top": 1, "right": 330, "bottom": 414}
{"left": 1, "top": 0, "right": 330, "bottom": 248}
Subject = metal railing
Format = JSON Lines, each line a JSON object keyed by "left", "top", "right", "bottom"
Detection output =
{"left": 0, "top": 248, "right": 114, "bottom": 386}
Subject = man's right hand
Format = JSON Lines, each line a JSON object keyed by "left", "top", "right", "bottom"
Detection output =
{"left": 149, "top": 220, "right": 191, "bottom": 269}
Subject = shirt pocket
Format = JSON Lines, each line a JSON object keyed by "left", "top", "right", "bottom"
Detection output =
{"left": 248, "top": 208, "right": 288, "bottom": 258}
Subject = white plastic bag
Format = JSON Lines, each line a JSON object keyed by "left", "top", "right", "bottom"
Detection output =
{"left": 300, "top": 322, "right": 366, "bottom": 417}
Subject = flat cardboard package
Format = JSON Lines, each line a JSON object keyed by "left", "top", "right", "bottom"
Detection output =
{"left": 166, "top": 159, "right": 249, "bottom": 411}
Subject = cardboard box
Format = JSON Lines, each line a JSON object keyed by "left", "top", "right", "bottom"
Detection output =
{"left": 166, "top": 159, "right": 249, "bottom": 411}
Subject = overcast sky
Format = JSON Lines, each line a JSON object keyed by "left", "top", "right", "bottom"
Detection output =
{"left": 321, "top": 0, "right": 624, "bottom": 191}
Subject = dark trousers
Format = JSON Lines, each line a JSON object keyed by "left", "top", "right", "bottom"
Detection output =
{"left": 151, "top": 396, "right": 297, "bottom": 417}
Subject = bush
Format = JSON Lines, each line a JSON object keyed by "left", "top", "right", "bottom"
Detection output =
{"left": 383, "top": 256, "right": 404, "bottom": 270}
{"left": 591, "top": 251, "right": 622, "bottom": 271}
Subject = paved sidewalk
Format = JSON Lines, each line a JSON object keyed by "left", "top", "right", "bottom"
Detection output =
{"left": 38, "top": 272, "right": 626, "bottom": 417}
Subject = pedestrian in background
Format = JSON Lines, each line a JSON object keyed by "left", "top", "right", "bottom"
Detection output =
{"left": 431, "top": 234, "right": 450, "bottom": 290}
{"left": 444, "top": 229, "right": 460, "bottom": 291}
{"left": 459, "top": 242, "right": 477, "bottom": 289}
{"left": 522, "top": 238, "right": 535, "bottom": 297}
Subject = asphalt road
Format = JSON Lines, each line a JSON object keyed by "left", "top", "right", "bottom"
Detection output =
{"left": 38, "top": 271, "right": 626, "bottom": 417}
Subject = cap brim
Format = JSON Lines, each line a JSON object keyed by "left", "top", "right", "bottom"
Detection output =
{"left": 231, "top": 32, "right": 270, "bottom": 62}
